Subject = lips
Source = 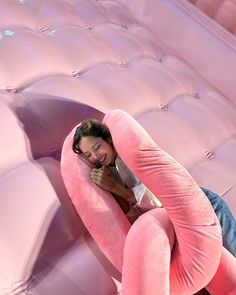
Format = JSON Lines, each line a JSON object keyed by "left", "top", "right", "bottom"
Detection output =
{"left": 100, "top": 155, "right": 106, "bottom": 164}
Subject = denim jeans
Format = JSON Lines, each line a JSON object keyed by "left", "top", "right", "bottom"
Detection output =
{"left": 201, "top": 187, "right": 236, "bottom": 257}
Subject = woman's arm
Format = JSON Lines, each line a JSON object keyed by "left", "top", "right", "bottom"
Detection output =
{"left": 111, "top": 182, "right": 137, "bottom": 204}
{"left": 91, "top": 166, "right": 137, "bottom": 204}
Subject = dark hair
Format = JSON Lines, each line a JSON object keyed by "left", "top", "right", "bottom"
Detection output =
{"left": 72, "top": 119, "right": 112, "bottom": 154}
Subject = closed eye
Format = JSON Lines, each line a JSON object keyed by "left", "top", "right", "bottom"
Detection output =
{"left": 94, "top": 145, "right": 100, "bottom": 150}
{"left": 84, "top": 153, "right": 91, "bottom": 159}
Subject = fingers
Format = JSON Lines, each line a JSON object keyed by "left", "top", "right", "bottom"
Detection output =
{"left": 91, "top": 167, "right": 103, "bottom": 176}
{"left": 91, "top": 167, "right": 110, "bottom": 177}
{"left": 91, "top": 167, "right": 108, "bottom": 184}
{"left": 90, "top": 167, "right": 112, "bottom": 189}
{"left": 91, "top": 168, "right": 102, "bottom": 184}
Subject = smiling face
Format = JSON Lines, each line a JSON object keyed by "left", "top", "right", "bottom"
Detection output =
{"left": 78, "top": 135, "right": 117, "bottom": 166}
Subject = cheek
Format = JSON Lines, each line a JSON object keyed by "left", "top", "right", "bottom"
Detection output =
{"left": 107, "top": 147, "right": 115, "bottom": 158}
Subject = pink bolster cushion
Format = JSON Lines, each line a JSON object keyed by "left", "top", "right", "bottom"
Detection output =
{"left": 61, "top": 125, "right": 131, "bottom": 272}
{"left": 103, "top": 110, "right": 223, "bottom": 294}
{"left": 206, "top": 247, "right": 236, "bottom": 295}
{"left": 122, "top": 209, "right": 175, "bottom": 295}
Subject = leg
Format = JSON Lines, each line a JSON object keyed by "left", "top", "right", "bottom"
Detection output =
{"left": 201, "top": 187, "right": 236, "bottom": 257}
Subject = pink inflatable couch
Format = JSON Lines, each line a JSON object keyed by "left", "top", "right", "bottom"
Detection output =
{"left": 0, "top": 0, "right": 235, "bottom": 294}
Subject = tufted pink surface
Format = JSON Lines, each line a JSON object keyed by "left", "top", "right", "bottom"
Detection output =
{"left": 1, "top": 0, "right": 236, "bottom": 294}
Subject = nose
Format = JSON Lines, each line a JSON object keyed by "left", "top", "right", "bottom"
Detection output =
{"left": 91, "top": 151, "right": 100, "bottom": 162}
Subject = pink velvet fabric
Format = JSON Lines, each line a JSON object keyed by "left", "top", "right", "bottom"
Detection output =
{"left": 103, "top": 110, "right": 224, "bottom": 294}
{"left": 189, "top": 0, "right": 236, "bottom": 35}
{"left": 61, "top": 126, "right": 131, "bottom": 272}
{"left": 61, "top": 109, "right": 236, "bottom": 294}
{"left": 206, "top": 248, "right": 236, "bottom": 294}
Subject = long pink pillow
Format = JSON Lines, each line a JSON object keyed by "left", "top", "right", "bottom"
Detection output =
{"left": 61, "top": 126, "right": 131, "bottom": 273}
{"left": 206, "top": 247, "right": 236, "bottom": 295}
{"left": 103, "top": 109, "right": 222, "bottom": 294}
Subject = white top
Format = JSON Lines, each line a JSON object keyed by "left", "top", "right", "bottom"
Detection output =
{"left": 110, "top": 155, "right": 162, "bottom": 223}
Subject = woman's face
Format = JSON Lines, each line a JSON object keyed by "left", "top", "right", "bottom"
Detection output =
{"left": 78, "top": 136, "right": 116, "bottom": 166}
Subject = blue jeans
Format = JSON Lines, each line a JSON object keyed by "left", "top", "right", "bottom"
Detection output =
{"left": 201, "top": 187, "right": 236, "bottom": 257}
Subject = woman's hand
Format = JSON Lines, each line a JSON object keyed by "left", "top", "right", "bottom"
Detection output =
{"left": 91, "top": 166, "right": 137, "bottom": 205}
{"left": 91, "top": 166, "right": 116, "bottom": 192}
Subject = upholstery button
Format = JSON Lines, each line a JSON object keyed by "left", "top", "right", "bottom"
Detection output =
{"left": 193, "top": 90, "right": 199, "bottom": 98}
{"left": 121, "top": 24, "right": 128, "bottom": 30}
{"left": 71, "top": 71, "right": 81, "bottom": 78}
{"left": 160, "top": 104, "right": 169, "bottom": 111}
{"left": 84, "top": 26, "right": 92, "bottom": 31}
{"left": 204, "top": 150, "right": 214, "bottom": 159}
{"left": 39, "top": 26, "right": 48, "bottom": 32}
{"left": 120, "top": 60, "right": 128, "bottom": 67}
{"left": 6, "top": 86, "right": 17, "bottom": 93}
{"left": 155, "top": 56, "right": 162, "bottom": 62}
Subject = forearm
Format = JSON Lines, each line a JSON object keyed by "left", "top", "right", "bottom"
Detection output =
{"left": 110, "top": 182, "right": 137, "bottom": 205}
{"left": 91, "top": 166, "right": 137, "bottom": 205}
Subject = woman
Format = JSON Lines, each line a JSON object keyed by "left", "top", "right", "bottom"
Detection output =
{"left": 72, "top": 118, "right": 236, "bottom": 257}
